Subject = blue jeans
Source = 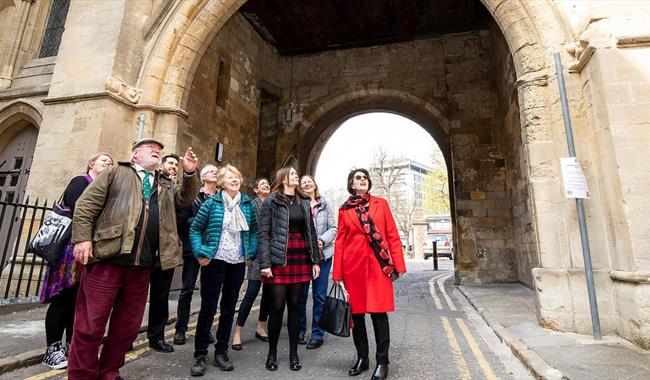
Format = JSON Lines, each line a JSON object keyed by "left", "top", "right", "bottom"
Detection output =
{"left": 299, "top": 258, "right": 332, "bottom": 342}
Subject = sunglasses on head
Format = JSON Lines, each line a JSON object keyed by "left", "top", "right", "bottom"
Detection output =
{"left": 354, "top": 174, "right": 368, "bottom": 180}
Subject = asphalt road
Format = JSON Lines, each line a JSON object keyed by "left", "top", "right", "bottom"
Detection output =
{"left": 5, "top": 260, "right": 532, "bottom": 380}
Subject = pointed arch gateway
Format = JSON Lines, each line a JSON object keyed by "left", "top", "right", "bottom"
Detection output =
{"left": 0, "top": 100, "right": 43, "bottom": 203}
{"left": 137, "top": 0, "right": 602, "bottom": 338}
{"left": 139, "top": 0, "right": 553, "bottom": 111}
{"left": 300, "top": 90, "right": 451, "bottom": 176}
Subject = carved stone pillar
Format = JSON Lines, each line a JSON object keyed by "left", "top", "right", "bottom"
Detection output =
{"left": 0, "top": 0, "right": 35, "bottom": 89}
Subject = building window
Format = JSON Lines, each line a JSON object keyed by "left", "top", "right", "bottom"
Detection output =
{"left": 39, "top": 0, "right": 72, "bottom": 58}
{"left": 13, "top": 157, "right": 23, "bottom": 169}
{"left": 215, "top": 58, "right": 230, "bottom": 109}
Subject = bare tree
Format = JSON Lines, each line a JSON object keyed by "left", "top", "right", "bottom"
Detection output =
{"left": 320, "top": 187, "right": 350, "bottom": 215}
{"left": 370, "top": 147, "right": 420, "bottom": 255}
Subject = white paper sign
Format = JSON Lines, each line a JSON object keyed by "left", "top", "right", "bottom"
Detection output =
{"left": 560, "top": 157, "right": 590, "bottom": 199}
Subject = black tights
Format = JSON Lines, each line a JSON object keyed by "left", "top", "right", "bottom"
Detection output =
{"left": 266, "top": 282, "right": 305, "bottom": 359}
{"left": 45, "top": 284, "right": 79, "bottom": 345}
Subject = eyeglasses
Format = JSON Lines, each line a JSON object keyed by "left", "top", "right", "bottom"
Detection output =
{"left": 354, "top": 174, "right": 368, "bottom": 180}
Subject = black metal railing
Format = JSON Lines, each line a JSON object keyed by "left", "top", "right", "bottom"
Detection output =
{"left": 0, "top": 197, "right": 52, "bottom": 305}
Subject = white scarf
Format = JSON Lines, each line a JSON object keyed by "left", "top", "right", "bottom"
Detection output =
{"left": 222, "top": 191, "right": 249, "bottom": 233}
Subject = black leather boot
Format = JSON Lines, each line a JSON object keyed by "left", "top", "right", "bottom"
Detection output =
{"left": 348, "top": 357, "right": 369, "bottom": 376}
{"left": 370, "top": 364, "right": 389, "bottom": 380}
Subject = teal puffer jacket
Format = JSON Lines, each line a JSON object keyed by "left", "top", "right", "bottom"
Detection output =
{"left": 189, "top": 191, "right": 258, "bottom": 261}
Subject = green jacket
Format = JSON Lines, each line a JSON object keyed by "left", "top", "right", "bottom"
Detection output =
{"left": 72, "top": 162, "right": 200, "bottom": 270}
{"left": 189, "top": 191, "right": 258, "bottom": 261}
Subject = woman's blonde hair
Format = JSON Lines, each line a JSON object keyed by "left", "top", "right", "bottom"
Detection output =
{"left": 217, "top": 164, "right": 243, "bottom": 188}
{"left": 86, "top": 152, "right": 114, "bottom": 173}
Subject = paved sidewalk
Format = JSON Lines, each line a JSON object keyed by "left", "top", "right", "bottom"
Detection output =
{"left": 0, "top": 289, "right": 202, "bottom": 375}
{"left": 459, "top": 284, "right": 650, "bottom": 380}
{"left": 5, "top": 260, "right": 534, "bottom": 380}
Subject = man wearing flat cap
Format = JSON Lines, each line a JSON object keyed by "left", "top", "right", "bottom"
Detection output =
{"left": 68, "top": 138, "right": 200, "bottom": 380}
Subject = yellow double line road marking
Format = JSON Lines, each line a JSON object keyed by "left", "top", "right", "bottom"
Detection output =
{"left": 428, "top": 273, "right": 446, "bottom": 310}
{"left": 25, "top": 305, "right": 259, "bottom": 380}
{"left": 437, "top": 274, "right": 457, "bottom": 311}
{"left": 441, "top": 317, "right": 499, "bottom": 379}
{"left": 428, "top": 273, "right": 456, "bottom": 311}
{"left": 441, "top": 316, "right": 472, "bottom": 380}
{"left": 23, "top": 322, "right": 198, "bottom": 380}
{"left": 456, "top": 318, "right": 498, "bottom": 380}
{"left": 434, "top": 274, "right": 498, "bottom": 380}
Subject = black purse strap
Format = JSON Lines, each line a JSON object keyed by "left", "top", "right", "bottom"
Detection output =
{"left": 329, "top": 282, "right": 345, "bottom": 300}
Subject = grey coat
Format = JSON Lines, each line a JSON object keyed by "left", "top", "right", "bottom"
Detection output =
{"left": 312, "top": 196, "right": 337, "bottom": 260}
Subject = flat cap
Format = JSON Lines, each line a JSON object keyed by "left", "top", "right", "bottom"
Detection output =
{"left": 132, "top": 138, "right": 164, "bottom": 151}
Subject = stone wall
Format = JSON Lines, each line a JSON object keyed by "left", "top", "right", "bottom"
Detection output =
{"left": 179, "top": 14, "right": 282, "bottom": 188}
{"left": 488, "top": 21, "right": 537, "bottom": 287}
{"left": 265, "top": 30, "right": 521, "bottom": 284}
{"left": 180, "top": 15, "right": 525, "bottom": 284}
{"left": 564, "top": 30, "right": 650, "bottom": 345}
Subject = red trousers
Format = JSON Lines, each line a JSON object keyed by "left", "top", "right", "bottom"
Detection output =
{"left": 67, "top": 262, "right": 151, "bottom": 380}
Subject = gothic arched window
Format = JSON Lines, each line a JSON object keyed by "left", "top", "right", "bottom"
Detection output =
{"left": 39, "top": 0, "right": 71, "bottom": 58}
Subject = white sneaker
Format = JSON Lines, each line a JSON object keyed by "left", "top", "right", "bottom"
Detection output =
{"left": 42, "top": 342, "right": 68, "bottom": 369}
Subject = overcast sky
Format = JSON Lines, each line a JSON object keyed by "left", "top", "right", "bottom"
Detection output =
{"left": 314, "top": 112, "right": 439, "bottom": 191}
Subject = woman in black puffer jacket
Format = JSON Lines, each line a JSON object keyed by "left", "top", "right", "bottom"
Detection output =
{"left": 257, "top": 167, "right": 320, "bottom": 372}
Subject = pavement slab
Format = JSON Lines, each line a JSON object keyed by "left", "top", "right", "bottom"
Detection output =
{"left": 459, "top": 283, "right": 650, "bottom": 380}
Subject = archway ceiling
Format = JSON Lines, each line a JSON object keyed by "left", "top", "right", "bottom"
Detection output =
{"left": 240, "top": 0, "right": 491, "bottom": 55}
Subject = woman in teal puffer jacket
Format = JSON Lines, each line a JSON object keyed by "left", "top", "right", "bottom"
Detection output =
{"left": 188, "top": 164, "right": 257, "bottom": 377}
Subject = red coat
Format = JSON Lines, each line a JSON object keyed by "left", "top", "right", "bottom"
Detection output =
{"left": 332, "top": 196, "right": 406, "bottom": 314}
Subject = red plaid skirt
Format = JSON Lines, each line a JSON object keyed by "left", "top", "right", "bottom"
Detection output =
{"left": 263, "top": 232, "right": 312, "bottom": 284}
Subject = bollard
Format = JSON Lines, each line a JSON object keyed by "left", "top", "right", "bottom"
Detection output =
{"left": 433, "top": 241, "right": 438, "bottom": 271}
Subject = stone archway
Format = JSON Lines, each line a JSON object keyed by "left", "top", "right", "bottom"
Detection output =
{"left": 139, "top": 0, "right": 562, "bottom": 111}
{"left": 138, "top": 0, "right": 611, "bottom": 340}
{"left": 299, "top": 90, "right": 451, "bottom": 176}
{"left": 0, "top": 101, "right": 43, "bottom": 202}
{"left": 0, "top": 100, "right": 43, "bottom": 145}
{"left": 302, "top": 96, "right": 453, "bottom": 263}
{"left": 138, "top": 2, "right": 567, "bottom": 285}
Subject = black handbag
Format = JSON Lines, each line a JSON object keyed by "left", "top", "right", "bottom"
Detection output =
{"left": 26, "top": 202, "right": 73, "bottom": 264}
{"left": 318, "top": 282, "right": 351, "bottom": 337}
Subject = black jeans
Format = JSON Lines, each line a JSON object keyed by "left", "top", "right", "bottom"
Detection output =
{"left": 45, "top": 284, "right": 79, "bottom": 345}
{"left": 175, "top": 255, "right": 200, "bottom": 333}
{"left": 147, "top": 267, "right": 174, "bottom": 341}
{"left": 194, "top": 260, "right": 245, "bottom": 358}
{"left": 352, "top": 313, "right": 390, "bottom": 365}
{"left": 266, "top": 282, "right": 305, "bottom": 359}
{"left": 236, "top": 279, "right": 269, "bottom": 327}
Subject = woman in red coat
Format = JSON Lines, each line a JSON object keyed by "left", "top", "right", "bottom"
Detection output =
{"left": 332, "top": 168, "right": 406, "bottom": 380}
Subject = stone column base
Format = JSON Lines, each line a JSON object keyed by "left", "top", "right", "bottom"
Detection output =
{"left": 533, "top": 267, "right": 650, "bottom": 349}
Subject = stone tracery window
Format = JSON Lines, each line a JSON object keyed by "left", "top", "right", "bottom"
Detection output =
{"left": 39, "top": 0, "right": 71, "bottom": 58}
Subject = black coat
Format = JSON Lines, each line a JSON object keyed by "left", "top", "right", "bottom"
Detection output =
{"left": 63, "top": 175, "right": 92, "bottom": 214}
{"left": 176, "top": 191, "right": 209, "bottom": 257}
{"left": 257, "top": 192, "right": 320, "bottom": 269}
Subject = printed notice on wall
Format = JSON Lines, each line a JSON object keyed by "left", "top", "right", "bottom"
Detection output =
{"left": 560, "top": 157, "right": 590, "bottom": 199}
